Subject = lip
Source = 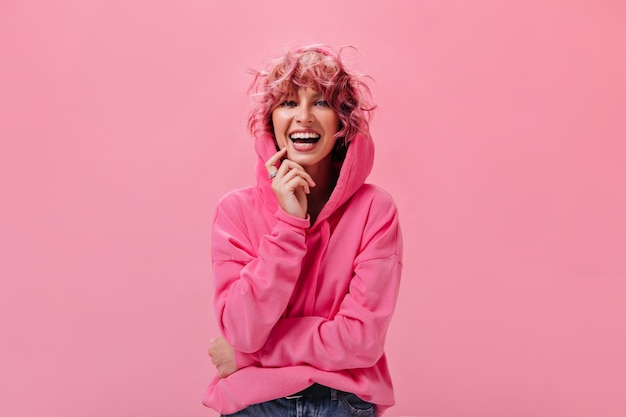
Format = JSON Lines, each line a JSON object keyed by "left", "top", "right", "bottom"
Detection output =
{"left": 290, "top": 140, "right": 319, "bottom": 152}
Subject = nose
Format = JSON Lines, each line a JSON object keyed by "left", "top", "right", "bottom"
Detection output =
{"left": 295, "top": 104, "right": 314, "bottom": 124}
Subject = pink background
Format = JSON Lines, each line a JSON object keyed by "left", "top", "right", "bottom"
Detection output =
{"left": 1, "top": 1, "right": 625, "bottom": 416}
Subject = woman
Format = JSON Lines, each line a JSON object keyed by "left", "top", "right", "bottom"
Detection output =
{"left": 203, "top": 45, "right": 403, "bottom": 417}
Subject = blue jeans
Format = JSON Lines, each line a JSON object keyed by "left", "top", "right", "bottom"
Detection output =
{"left": 221, "top": 389, "right": 375, "bottom": 417}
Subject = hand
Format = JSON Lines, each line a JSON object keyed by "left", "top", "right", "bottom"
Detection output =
{"left": 208, "top": 337, "right": 237, "bottom": 378}
{"left": 265, "top": 148, "right": 316, "bottom": 219}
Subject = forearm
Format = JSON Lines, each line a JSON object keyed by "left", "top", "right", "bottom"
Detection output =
{"left": 254, "top": 255, "right": 402, "bottom": 371}
{"left": 213, "top": 207, "right": 310, "bottom": 352}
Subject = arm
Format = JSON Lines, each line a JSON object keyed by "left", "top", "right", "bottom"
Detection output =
{"left": 246, "top": 195, "right": 403, "bottom": 371}
{"left": 212, "top": 150, "right": 316, "bottom": 361}
{"left": 212, "top": 198, "right": 309, "bottom": 353}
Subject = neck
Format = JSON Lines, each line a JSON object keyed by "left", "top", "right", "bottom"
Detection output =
{"left": 306, "top": 157, "right": 336, "bottom": 223}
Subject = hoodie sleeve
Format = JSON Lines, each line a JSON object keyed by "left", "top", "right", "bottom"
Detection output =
{"left": 249, "top": 192, "right": 403, "bottom": 371}
{"left": 212, "top": 193, "right": 310, "bottom": 353}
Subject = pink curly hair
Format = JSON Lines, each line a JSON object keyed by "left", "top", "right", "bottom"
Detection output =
{"left": 247, "top": 45, "right": 376, "bottom": 148}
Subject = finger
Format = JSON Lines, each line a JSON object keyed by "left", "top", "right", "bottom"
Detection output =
{"left": 280, "top": 160, "right": 316, "bottom": 187}
{"left": 273, "top": 157, "right": 292, "bottom": 179}
{"left": 279, "top": 161, "right": 315, "bottom": 186}
{"left": 283, "top": 176, "right": 311, "bottom": 195}
{"left": 271, "top": 162, "right": 299, "bottom": 190}
{"left": 279, "top": 170, "right": 311, "bottom": 194}
{"left": 264, "top": 148, "right": 287, "bottom": 175}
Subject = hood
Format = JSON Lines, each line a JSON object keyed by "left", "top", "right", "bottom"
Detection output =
{"left": 254, "top": 131, "right": 375, "bottom": 225}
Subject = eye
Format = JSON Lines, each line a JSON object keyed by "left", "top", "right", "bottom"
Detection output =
{"left": 280, "top": 100, "right": 297, "bottom": 107}
{"left": 314, "top": 100, "right": 330, "bottom": 107}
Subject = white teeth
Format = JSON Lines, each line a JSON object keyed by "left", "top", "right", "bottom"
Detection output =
{"left": 292, "top": 142, "right": 316, "bottom": 149}
{"left": 289, "top": 132, "right": 320, "bottom": 140}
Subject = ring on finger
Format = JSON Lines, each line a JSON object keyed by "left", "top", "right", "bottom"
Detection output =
{"left": 268, "top": 171, "right": 278, "bottom": 179}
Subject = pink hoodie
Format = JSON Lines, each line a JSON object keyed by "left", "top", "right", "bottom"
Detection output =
{"left": 203, "top": 130, "right": 403, "bottom": 416}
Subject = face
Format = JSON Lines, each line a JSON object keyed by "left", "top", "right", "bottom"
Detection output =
{"left": 271, "top": 87, "right": 339, "bottom": 170}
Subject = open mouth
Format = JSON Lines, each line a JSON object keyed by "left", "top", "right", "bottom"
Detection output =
{"left": 289, "top": 131, "right": 321, "bottom": 151}
{"left": 289, "top": 131, "right": 321, "bottom": 143}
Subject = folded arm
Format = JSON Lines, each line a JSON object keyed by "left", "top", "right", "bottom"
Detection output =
{"left": 236, "top": 195, "right": 403, "bottom": 371}
{"left": 212, "top": 198, "right": 310, "bottom": 353}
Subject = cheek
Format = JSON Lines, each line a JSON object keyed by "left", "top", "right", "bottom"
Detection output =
{"left": 271, "top": 111, "right": 287, "bottom": 132}
{"left": 328, "top": 114, "right": 340, "bottom": 136}
{"left": 270, "top": 116, "right": 287, "bottom": 147}
{"left": 275, "top": 135, "right": 288, "bottom": 148}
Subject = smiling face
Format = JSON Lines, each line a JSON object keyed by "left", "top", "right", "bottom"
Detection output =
{"left": 271, "top": 86, "right": 339, "bottom": 170}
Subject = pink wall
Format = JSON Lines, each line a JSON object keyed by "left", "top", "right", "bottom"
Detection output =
{"left": 1, "top": 1, "right": 625, "bottom": 416}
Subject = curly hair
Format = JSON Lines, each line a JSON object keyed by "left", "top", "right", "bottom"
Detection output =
{"left": 247, "top": 45, "right": 376, "bottom": 147}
